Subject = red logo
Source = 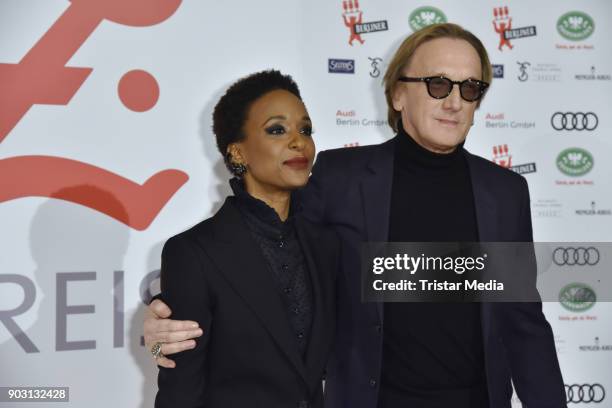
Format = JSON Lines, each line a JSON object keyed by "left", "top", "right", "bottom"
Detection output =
{"left": 0, "top": 0, "right": 188, "bottom": 230}
{"left": 342, "top": 0, "right": 365, "bottom": 46}
{"left": 492, "top": 144, "right": 512, "bottom": 168}
{"left": 491, "top": 145, "right": 537, "bottom": 175}
{"left": 493, "top": 6, "right": 513, "bottom": 51}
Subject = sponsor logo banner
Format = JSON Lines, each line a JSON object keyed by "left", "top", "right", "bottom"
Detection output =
{"left": 516, "top": 61, "right": 562, "bottom": 82}
{"left": 565, "top": 383, "right": 605, "bottom": 403}
{"left": 354, "top": 20, "right": 388, "bottom": 34}
{"left": 579, "top": 337, "right": 612, "bottom": 352}
{"left": 559, "top": 282, "right": 596, "bottom": 312}
{"left": 556, "top": 148, "right": 594, "bottom": 177}
{"left": 492, "top": 64, "right": 504, "bottom": 78}
{"left": 551, "top": 112, "right": 598, "bottom": 131}
{"left": 557, "top": 11, "right": 595, "bottom": 41}
{"left": 485, "top": 113, "right": 535, "bottom": 129}
{"left": 493, "top": 6, "right": 536, "bottom": 51}
{"left": 341, "top": 0, "right": 387, "bottom": 46}
{"left": 409, "top": 6, "right": 447, "bottom": 31}
{"left": 532, "top": 199, "right": 563, "bottom": 218}
{"left": 491, "top": 145, "right": 537, "bottom": 175}
{"left": 575, "top": 66, "right": 612, "bottom": 81}
{"left": 553, "top": 247, "right": 600, "bottom": 266}
{"left": 368, "top": 57, "right": 383, "bottom": 78}
{"left": 575, "top": 201, "right": 612, "bottom": 216}
{"left": 336, "top": 110, "right": 387, "bottom": 127}
{"left": 504, "top": 25, "right": 537, "bottom": 40}
{"left": 329, "top": 59, "right": 355, "bottom": 74}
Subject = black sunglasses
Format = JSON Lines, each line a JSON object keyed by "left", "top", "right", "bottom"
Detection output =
{"left": 397, "top": 76, "right": 489, "bottom": 102}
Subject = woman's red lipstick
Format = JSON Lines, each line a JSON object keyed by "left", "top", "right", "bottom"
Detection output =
{"left": 284, "top": 157, "right": 309, "bottom": 170}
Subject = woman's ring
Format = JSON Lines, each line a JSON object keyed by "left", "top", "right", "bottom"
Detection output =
{"left": 151, "top": 342, "right": 164, "bottom": 359}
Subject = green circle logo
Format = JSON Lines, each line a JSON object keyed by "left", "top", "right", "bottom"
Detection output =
{"left": 409, "top": 7, "right": 447, "bottom": 32}
{"left": 556, "top": 147, "right": 594, "bottom": 177}
{"left": 559, "top": 283, "right": 596, "bottom": 312}
{"left": 557, "top": 11, "right": 595, "bottom": 41}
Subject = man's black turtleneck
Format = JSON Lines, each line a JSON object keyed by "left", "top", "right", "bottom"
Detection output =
{"left": 378, "top": 124, "right": 488, "bottom": 408}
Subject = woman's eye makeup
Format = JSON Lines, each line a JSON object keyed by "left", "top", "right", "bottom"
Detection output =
{"left": 300, "top": 125, "right": 313, "bottom": 136}
{"left": 264, "top": 124, "right": 286, "bottom": 135}
{"left": 264, "top": 123, "right": 313, "bottom": 136}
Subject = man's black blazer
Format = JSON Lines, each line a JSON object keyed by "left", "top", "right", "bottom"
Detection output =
{"left": 155, "top": 197, "right": 339, "bottom": 408}
{"left": 297, "top": 136, "right": 566, "bottom": 408}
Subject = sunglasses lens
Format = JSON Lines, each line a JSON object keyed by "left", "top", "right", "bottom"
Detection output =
{"left": 428, "top": 77, "right": 452, "bottom": 98}
{"left": 460, "top": 81, "right": 482, "bottom": 101}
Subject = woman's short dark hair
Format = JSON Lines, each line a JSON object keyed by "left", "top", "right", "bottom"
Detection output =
{"left": 213, "top": 70, "right": 302, "bottom": 176}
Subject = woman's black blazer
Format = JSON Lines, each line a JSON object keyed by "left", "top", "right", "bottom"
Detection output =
{"left": 155, "top": 197, "right": 339, "bottom": 408}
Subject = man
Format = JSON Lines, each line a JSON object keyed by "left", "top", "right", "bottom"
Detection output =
{"left": 144, "top": 24, "right": 566, "bottom": 407}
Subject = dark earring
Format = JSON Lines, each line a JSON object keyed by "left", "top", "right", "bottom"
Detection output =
{"left": 226, "top": 152, "right": 247, "bottom": 177}
{"left": 231, "top": 162, "right": 247, "bottom": 177}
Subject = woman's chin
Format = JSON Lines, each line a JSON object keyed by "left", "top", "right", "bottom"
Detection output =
{"left": 282, "top": 175, "right": 309, "bottom": 190}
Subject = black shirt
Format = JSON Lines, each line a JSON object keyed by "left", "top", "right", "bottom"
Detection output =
{"left": 379, "top": 125, "right": 488, "bottom": 408}
{"left": 230, "top": 178, "right": 313, "bottom": 357}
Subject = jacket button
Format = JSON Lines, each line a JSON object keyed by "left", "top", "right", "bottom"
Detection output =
{"left": 297, "top": 401, "right": 309, "bottom": 408}
{"left": 375, "top": 325, "right": 382, "bottom": 334}
{"left": 369, "top": 378, "right": 377, "bottom": 387}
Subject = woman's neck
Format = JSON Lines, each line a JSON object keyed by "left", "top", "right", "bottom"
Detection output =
{"left": 244, "top": 180, "right": 291, "bottom": 221}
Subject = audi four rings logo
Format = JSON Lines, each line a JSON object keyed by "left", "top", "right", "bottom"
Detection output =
{"left": 565, "top": 384, "right": 605, "bottom": 403}
{"left": 553, "top": 247, "right": 600, "bottom": 266}
{"left": 551, "top": 112, "right": 598, "bottom": 131}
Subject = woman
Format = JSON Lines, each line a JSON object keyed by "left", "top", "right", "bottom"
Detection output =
{"left": 154, "top": 70, "right": 339, "bottom": 407}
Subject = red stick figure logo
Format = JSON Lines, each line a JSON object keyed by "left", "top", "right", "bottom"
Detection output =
{"left": 492, "top": 144, "right": 512, "bottom": 168}
{"left": 0, "top": 0, "right": 188, "bottom": 230}
{"left": 342, "top": 0, "right": 365, "bottom": 46}
{"left": 493, "top": 6, "right": 513, "bottom": 51}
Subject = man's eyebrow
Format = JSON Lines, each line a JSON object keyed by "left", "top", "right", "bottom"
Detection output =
{"left": 430, "top": 72, "right": 481, "bottom": 80}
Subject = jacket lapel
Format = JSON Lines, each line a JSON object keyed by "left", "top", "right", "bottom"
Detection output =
{"left": 295, "top": 218, "right": 335, "bottom": 391}
{"left": 465, "top": 152, "right": 499, "bottom": 242}
{"left": 360, "top": 137, "right": 395, "bottom": 321}
{"left": 465, "top": 152, "right": 498, "bottom": 351}
{"left": 196, "top": 198, "right": 309, "bottom": 385}
{"left": 360, "top": 137, "right": 395, "bottom": 243}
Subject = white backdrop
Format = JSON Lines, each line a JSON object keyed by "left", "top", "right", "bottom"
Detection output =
{"left": 1, "top": 1, "right": 611, "bottom": 407}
